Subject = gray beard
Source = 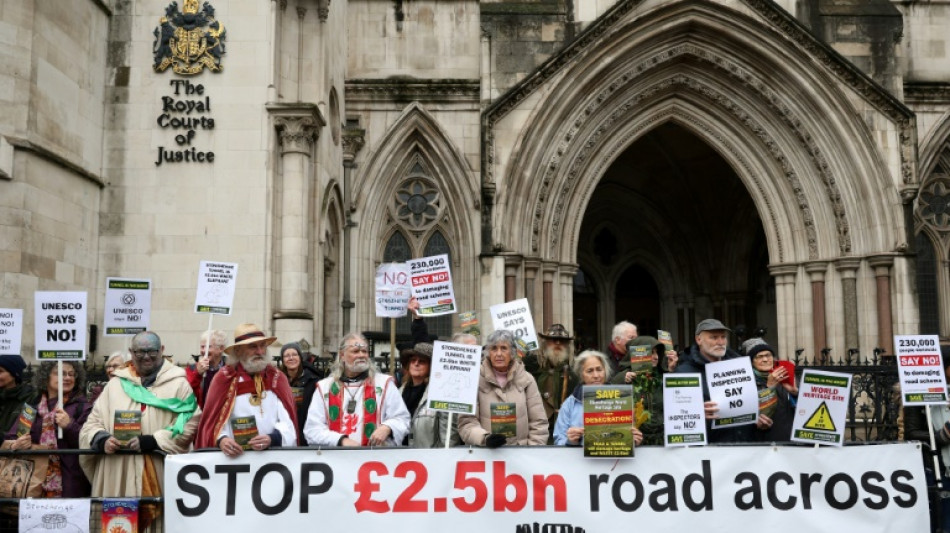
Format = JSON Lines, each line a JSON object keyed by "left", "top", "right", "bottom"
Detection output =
{"left": 243, "top": 356, "right": 268, "bottom": 374}
{"left": 347, "top": 359, "right": 370, "bottom": 374}
{"left": 541, "top": 345, "right": 571, "bottom": 367}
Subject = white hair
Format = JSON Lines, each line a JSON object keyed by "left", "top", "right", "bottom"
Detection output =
{"left": 611, "top": 321, "right": 637, "bottom": 341}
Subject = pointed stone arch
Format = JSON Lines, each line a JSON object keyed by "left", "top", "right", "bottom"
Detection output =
{"left": 354, "top": 102, "right": 479, "bottom": 325}
{"left": 488, "top": 1, "right": 907, "bottom": 266}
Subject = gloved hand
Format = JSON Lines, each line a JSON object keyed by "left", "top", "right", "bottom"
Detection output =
{"left": 485, "top": 433, "right": 507, "bottom": 448}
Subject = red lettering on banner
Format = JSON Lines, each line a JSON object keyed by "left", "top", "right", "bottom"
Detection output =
{"left": 430, "top": 272, "right": 449, "bottom": 283}
{"left": 900, "top": 356, "right": 921, "bottom": 366}
{"left": 412, "top": 275, "right": 431, "bottom": 286}
{"left": 354, "top": 461, "right": 390, "bottom": 513}
{"left": 393, "top": 462, "right": 429, "bottom": 512}
{"left": 453, "top": 461, "right": 488, "bottom": 512}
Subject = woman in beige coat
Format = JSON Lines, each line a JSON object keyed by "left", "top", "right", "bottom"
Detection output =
{"left": 458, "top": 330, "right": 548, "bottom": 447}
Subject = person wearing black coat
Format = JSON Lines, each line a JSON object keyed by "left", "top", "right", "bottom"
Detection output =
{"left": 674, "top": 319, "right": 755, "bottom": 443}
{"left": 280, "top": 342, "right": 323, "bottom": 445}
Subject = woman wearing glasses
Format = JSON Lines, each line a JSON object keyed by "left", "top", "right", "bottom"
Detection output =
{"left": 5, "top": 360, "right": 92, "bottom": 496}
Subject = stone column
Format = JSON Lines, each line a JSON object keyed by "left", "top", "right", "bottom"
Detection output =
{"left": 504, "top": 255, "right": 521, "bottom": 302}
{"left": 835, "top": 258, "right": 861, "bottom": 359}
{"left": 542, "top": 262, "right": 557, "bottom": 331}
{"left": 558, "top": 264, "right": 578, "bottom": 330}
{"left": 524, "top": 258, "right": 540, "bottom": 314}
{"left": 769, "top": 264, "right": 799, "bottom": 363}
{"left": 267, "top": 104, "right": 325, "bottom": 342}
{"left": 804, "top": 262, "right": 829, "bottom": 364}
{"left": 340, "top": 126, "right": 364, "bottom": 333}
{"left": 868, "top": 255, "right": 895, "bottom": 355}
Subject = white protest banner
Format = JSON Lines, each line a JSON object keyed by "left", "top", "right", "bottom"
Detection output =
{"left": 375, "top": 263, "right": 411, "bottom": 318}
{"left": 489, "top": 298, "right": 539, "bottom": 350}
{"left": 428, "top": 341, "right": 481, "bottom": 414}
{"left": 895, "top": 334, "right": 947, "bottom": 405}
{"left": 194, "top": 261, "right": 238, "bottom": 315}
{"left": 20, "top": 497, "right": 91, "bottom": 533}
{"left": 663, "top": 373, "right": 707, "bottom": 446}
{"left": 407, "top": 254, "right": 456, "bottom": 316}
{"left": 0, "top": 309, "right": 23, "bottom": 356}
{"left": 791, "top": 369, "right": 851, "bottom": 446}
{"left": 34, "top": 291, "right": 87, "bottom": 361}
{"left": 165, "top": 444, "right": 927, "bottom": 533}
{"left": 705, "top": 357, "right": 757, "bottom": 428}
{"left": 103, "top": 277, "right": 152, "bottom": 335}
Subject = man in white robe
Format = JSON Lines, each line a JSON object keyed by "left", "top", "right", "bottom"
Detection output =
{"left": 304, "top": 332, "right": 410, "bottom": 446}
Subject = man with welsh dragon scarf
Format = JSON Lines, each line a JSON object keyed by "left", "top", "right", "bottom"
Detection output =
{"left": 80, "top": 331, "right": 200, "bottom": 527}
{"left": 304, "top": 332, "right": 410, "bottom": 446}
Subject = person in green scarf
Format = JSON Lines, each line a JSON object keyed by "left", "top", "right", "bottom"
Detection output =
{"left": 80, "top": 331, "right": 200, "bottom": 522}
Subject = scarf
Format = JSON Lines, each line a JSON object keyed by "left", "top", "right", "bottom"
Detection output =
{"left": 195, "top": 364, "right": 298, "bottom": 449}
{"left": 327, "top": 379, "right": 378, "bottom": 446}
{"left": 119, "top": 376, "right": 198, "bottom": 438}
{"left": 38, "top": 395, "right": 62, "bottom": 497}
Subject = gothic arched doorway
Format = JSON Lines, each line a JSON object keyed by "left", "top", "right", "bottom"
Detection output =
{"left": 573, "top": 121, "right": 775, "bottom": 349}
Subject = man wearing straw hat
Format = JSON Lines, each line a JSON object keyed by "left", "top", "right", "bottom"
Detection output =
{"left": 304, "top": 331, "right": 410, "bottom": 447}
{"left": 195, "top": 323, "right": 298, "bottom": 454}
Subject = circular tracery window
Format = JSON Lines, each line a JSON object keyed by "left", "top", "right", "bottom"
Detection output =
{"left": 395, "top": 179, "right": 441, "bottom": 229}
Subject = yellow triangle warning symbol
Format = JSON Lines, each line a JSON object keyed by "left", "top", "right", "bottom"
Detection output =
{"left": 803, "top": 401, "right": 836, "bottom": 431}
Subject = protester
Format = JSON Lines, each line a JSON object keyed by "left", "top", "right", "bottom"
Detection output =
{"left": 80, "top": 331, "right": 199, "bottom": 529}
{"left": 186, "top": 329, "right": 228, "bottom": 407}
{"left": 399, "top": 342, "right": 459, "bottom": 447}
{"left": 305, "top": 332, "right": 410, "bottom": 446}
{"left": 196, "top": 324, "right": 298, "bottom": 454}
{"left": 105, "top": 353, "right": 126, "bottom": 380}
{"left": 904, "top": 346, "right": 950, "bottom": 532}
{"left": 674, "top": 319, "right": 754, "bottom": 442}
{"left": 280, "top": 341, "right": 321, "bottom": 445}
{"left": 605, "top": 321, "right": 638, "bottom": 373}
{"left": 553, "top": 350, "right": 643, "bottom": 447}
{"left": 0, "top": 355, "right": 35, "bottom": 435}
{"left": 458, "top": 330, "right": 548, "bottom": 447}
{"left": 523, "top": 324, "right": 577, "bottom": 442}
{"left": 6, "top": 361, "right": 91, "bottom": 497}
{"left": 746, "top": 341, "right": 796, "bottom": 441}
{"left": 610, "top": 335, "right": 676, "bottom": 445}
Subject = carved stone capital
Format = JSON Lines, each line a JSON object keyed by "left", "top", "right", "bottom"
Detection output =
{"left": 266, "top": 103, "right": 325, "bottom": 156}
{"left": 342, "top": 127, "right": 365, "bottom": 163}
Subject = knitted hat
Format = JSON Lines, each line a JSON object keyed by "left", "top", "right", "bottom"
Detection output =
{"left": 746, "top": 342, "right": 777, "bottom": 359}
{"left": 0, "top": 354, "right": 27, "bottom": 384}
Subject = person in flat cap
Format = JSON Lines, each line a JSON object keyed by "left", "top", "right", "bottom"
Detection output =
{"left": 398, "top": 342, "right": 459, "bottom": 447}
{"left": 523, "top": 324, "right": 577, "bottom": 443}
{"left": 0, "top": 355, "right": 34, "bottom": 436}
{"left": 674, "top": 318, "right": 753, "bottom": 443}
{"left": 195, "top": 323, "right": 298, "bottom": 454}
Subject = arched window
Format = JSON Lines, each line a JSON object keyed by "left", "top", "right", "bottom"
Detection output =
{"left": 423, "top": 230, "right": 453, "bottom": 338}
{"left": 916, "top": 232, "right": 940, "bottom": 335}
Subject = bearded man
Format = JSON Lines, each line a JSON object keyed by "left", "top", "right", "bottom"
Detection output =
{"left": 195, "top": 323, "right": 298, "bottom": 455}
{"left": 523, "top": 324, "right": 577, "bottom": 441}
{"left": 304, "top": 332, "right": 410, "bottom": 447}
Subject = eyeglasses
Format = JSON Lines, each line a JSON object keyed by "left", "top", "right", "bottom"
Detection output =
{"left": 342, "top": 343, "right": 369, "bottom": 353}
{"left": 105, "top": 364, "right": 122, "bottom": 370}
{"left": 131, "top": 350, "right": 161, "bottom": 358}
{"left": 61, "top": 372, "right": 77, "bottom": 378}
{"left": 753, "top": 353, "right": 774, "bottom": 359}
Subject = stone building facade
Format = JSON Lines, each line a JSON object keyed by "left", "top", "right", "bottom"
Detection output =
{"left": 1, "top": 0, "right": 949, "bottom": 363}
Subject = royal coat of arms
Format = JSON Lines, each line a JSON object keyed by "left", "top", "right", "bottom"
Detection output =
{"left": 153, "top": 0, "right": 226, "bottom": 75}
